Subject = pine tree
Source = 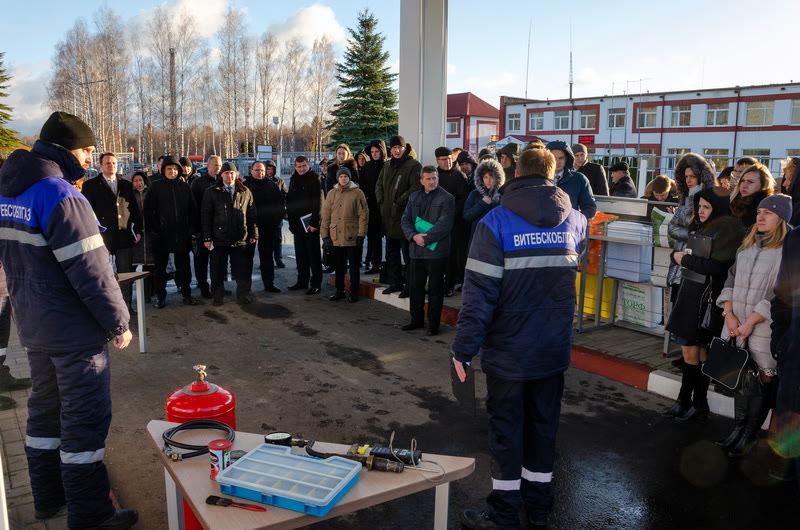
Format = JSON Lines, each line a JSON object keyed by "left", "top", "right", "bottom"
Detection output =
{"left": 0, "top": 52, "right": 19, "bottom": 150}
{"left": 327, "top": 10, "right": 397, "bottom": 150}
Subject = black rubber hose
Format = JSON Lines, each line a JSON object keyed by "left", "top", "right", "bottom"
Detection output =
{"left": 162, "top": 419, "right": 236, "bottom": 460}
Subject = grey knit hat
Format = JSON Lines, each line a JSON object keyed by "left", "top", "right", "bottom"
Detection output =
{"left": 758, "top": 194, "right": 792, "bottom": 224}
{"left": 336, "top": 167, "right": 352, "bottom": 180}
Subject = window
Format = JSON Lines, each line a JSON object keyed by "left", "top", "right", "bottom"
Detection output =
{"left": 745, "top": 101, "right": 774, "bottom": 126}
{"left": 703, "top": 148, "right": 730, "bottom": 171}
{"left": 788, "top": 149, "right": 800, "bottom": 157}
{"left": 792, "top": 100, "right": 800, "bottom": 125}
{"left": 742, "top": 149, "right": 770, "bottom": 165}
{"left": 608, "top": 108, "right": 626, "bottom": 128}
{"left": 667, "top": 148, "right": 690, "bottom": 171}
{"left": 706, "top": 103, "right": 729, "bottom": 126}
{"left": 639, "top": 148, "right": 657, "bottom": 179}
{"left": 553, "top": 111, "right": 569, "bottom": 130}
{"left": 637, "top": 106, "right": 657, "bottom": 128}
{"left": 579, "top": 109, "right": 597, "bottom": 129}
{"left": 507, "top": 113, "right": 521, "bottom": 131}
{"left": 670, "top": 105, "right": 691, "bottom": 127}
{"left": 447, "top": 121, "right": 459, "bottom": 135}
{"left": 529, "top": 112, "right": 544, "bottom": 131}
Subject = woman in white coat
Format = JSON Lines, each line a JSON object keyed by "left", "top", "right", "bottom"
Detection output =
{"left": 715, "top": 194, "right": 793, "bottom": 457}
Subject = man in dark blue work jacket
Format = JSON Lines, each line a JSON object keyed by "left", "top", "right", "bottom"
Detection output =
{"left": 452, "top": 147, "right": 587, "bottom": 529}
{"left": 0, "top": 112, "right": 138, "bottom": 529}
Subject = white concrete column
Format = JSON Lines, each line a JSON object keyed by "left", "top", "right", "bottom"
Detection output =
{"left": 399, "top": 0, "right": 448, "bottom": 166}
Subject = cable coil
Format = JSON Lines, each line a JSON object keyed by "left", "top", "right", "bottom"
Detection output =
{"left": 162, "top": 419, "right": 235, "bottom": 461}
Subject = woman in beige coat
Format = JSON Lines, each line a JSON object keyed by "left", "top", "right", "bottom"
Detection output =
{"left": 321, "top": 167, "right": 368, "bottom": 302}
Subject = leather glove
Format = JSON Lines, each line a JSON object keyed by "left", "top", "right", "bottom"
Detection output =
{"left": 322, "top": 237, "right": 334, "bottom": 250}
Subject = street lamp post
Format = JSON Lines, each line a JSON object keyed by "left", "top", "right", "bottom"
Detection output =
{"left": 273, "top": 116, "right": 280, "bottom": 175}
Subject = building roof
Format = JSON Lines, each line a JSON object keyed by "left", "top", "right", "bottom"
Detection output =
{"left": 501, "top": 80, "right": 800, "bottom": 106}
{"left": 448, "top": 92, "right": 499, "bottom": 119}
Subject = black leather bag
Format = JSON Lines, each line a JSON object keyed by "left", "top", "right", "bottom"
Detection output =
{"left": 702, "top": 337, "right": 750, "bottom": 390}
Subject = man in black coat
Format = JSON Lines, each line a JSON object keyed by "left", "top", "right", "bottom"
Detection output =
{"left": 202, "top": 162, "right": 258, "bottom": 305}
{"left": 572, "top": 143, "right": 609, "bottom": 196}
{"left": 244, "top": 161, "right": 285, "bottom": 293}
{"left": 81, "top": 152, "right": 142, "bottom": 306}
{"left": 360, "top": 139, "right": 387, "bottom": 273}
{"left": 609, "top": 161, "right": 638, "bottom": 198}
{"left": 435, "top": 146, "right": 469, "bottom": 296}
{"left": 191, "top": 155, "right": 221, "bottom": 298}
{"left": 400, "top": 165, "right": 455, "bottom": 336}
{"left": 144, "top": 156, "right": 198, "bottom": 308}
{"left": 286, "top": 156, "right": 323, "bottom": 295}
{"left": 456, "top": 150, "right": 479, "bottom": 192}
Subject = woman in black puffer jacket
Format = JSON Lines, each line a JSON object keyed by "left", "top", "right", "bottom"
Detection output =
{"left": 664, "top": 186, "right": 745, "bottom": 422}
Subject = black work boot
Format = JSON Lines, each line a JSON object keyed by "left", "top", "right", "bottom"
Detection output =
{"left": 461, "top": 509, "right": 501, "bottom": 529}
{"left": 85, "top": 508, "right": 138, "bottom": 529}
{"left": 0, "top": 360, "right": 31, "bottom": 391}
{"left": 662, "top": 363, "right": 694, "bottom": 418}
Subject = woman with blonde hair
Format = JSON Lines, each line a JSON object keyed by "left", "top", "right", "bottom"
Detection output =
{"left": 715, "top": 194, "right": 792, "bottom": 456}
{"left": 730, "top": 163, "right": 775, "bottom": 228}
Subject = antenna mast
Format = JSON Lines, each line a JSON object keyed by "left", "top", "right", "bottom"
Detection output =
{"left": 525, "top": 18, "right": 532, "bottom": 99}
{"left": 569, "top": 21, "right": 574, "bottom": 100}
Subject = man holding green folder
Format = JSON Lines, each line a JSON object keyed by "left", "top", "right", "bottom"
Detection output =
{"left": 400, "top": 165, "right": 455, "bottom": 336}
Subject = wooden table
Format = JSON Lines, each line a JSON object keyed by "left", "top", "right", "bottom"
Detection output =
{"left": 147, "top": 420, "right": 475, "bottom": 529}
{"left": 118, "top": 271, "right": 150, "bottom": 353}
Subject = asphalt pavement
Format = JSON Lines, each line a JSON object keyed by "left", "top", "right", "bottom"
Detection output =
{"left": 2, "top": 250, "right": 799, "bottom": 529}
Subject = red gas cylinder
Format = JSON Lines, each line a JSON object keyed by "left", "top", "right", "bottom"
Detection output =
{"left": 166, "top": 364, "right": 236, "bottom": 429}
{"left": 165, "top": 365, "right": 236, "bottom": 530}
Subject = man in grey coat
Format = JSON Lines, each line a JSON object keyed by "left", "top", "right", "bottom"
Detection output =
{"left": 400, "top": 165, "right": 455, "bottom": 336}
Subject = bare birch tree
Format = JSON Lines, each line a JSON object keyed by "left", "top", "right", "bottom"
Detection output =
{"left": 307, "top": 35, "right": 338, "bottom": 154}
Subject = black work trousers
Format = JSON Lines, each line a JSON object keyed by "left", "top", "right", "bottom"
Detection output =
{"left": 366, "top": 212, "right": 383, "bottom": 266}
{"left": 334, "top": 245, "right": 360, "bottom": 295}
{"left": 154, "top": 249, "right": 191, "bottom": 300}
{"left": 386, "top": 237, "right": 410, "bottom": 289}
{"left": 292, "top": 229, "right": 322, "bottom": 289}
{"left": 210, "top": 245, "right": 251, "bottom": 301}
{"left": 485, "top": 372, "right": 565, "bottom": 527}
{"left": 409, "top": 257, "right": 447, "bottom": 330}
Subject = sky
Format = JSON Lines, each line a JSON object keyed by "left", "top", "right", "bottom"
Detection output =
{"left": 2, "top": 0, "right": 799, "bottom": 137}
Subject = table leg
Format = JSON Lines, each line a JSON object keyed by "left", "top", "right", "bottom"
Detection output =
{"left": 164, "top": 469, "right": 184, "bottom": 530}
{"left": 135, "top": 278, "right": 147, "bottom": 353}
{"left": 433, "top": 482, "right": 449, "bottom": 530}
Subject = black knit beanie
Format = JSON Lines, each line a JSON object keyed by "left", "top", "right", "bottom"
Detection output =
{"left": 179, "top": 156, "right": 193, "bottom": 167}
{"left": 434, "top": 146, "right": 452, "bottom": 158}
{"left": 39, "top": 111, "right": 95, "bottom": 150}
{"left": 389, "top": 135, "right": 406, "bottom": 148}
{"left": 220, "top": 162, "right": 237, "bottom": 174}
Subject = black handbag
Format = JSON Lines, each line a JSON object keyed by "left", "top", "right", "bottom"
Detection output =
{"left": 702, "top": 337, "right": 750, "bottom": 390}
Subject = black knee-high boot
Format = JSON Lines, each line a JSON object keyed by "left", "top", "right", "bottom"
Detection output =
{"left": 716, "top": 392, "right": 747, "bottom": 449}
{"left": 677, "top": 364, "right": 710, "bottom": 422}
{"left": 729, "top": 380, "right": 773, "bottom": 458}
{"left": 662, "top": 363, "right": 695, "bottom": 418}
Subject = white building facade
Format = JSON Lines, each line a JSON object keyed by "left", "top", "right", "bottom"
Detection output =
{"left": 500, "top": 82, "right": 800, "bottom": 175}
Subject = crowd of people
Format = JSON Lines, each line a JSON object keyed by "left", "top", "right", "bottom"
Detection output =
{"left": 2, "top": 110, "right": 800, "bottom": 529}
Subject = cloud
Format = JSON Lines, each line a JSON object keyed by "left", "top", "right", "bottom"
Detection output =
{"left": 265, "top": 4, "right": 347, "bottom": 48}
{"left": 132, "top": 0, "right": 228, "bottom": 39}
{"left": 6, "top": 62, "right": 51, "bottom": 137}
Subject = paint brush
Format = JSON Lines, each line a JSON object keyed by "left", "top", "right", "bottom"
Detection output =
{"left": 205, "top": 495, "right": 267, "bottom": 512}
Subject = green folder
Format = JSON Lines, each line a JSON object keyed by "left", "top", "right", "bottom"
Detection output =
{"left": 414, "top": 216, "right": 438, "bottom": 251}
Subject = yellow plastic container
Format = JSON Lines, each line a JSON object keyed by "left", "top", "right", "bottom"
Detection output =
{"left": 576, "top": 272, "right": 614, "bottom": 319}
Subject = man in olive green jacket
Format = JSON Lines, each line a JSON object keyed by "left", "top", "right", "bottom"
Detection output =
{"left": 375, "top": 135, "right": 422, "bottom": 295}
